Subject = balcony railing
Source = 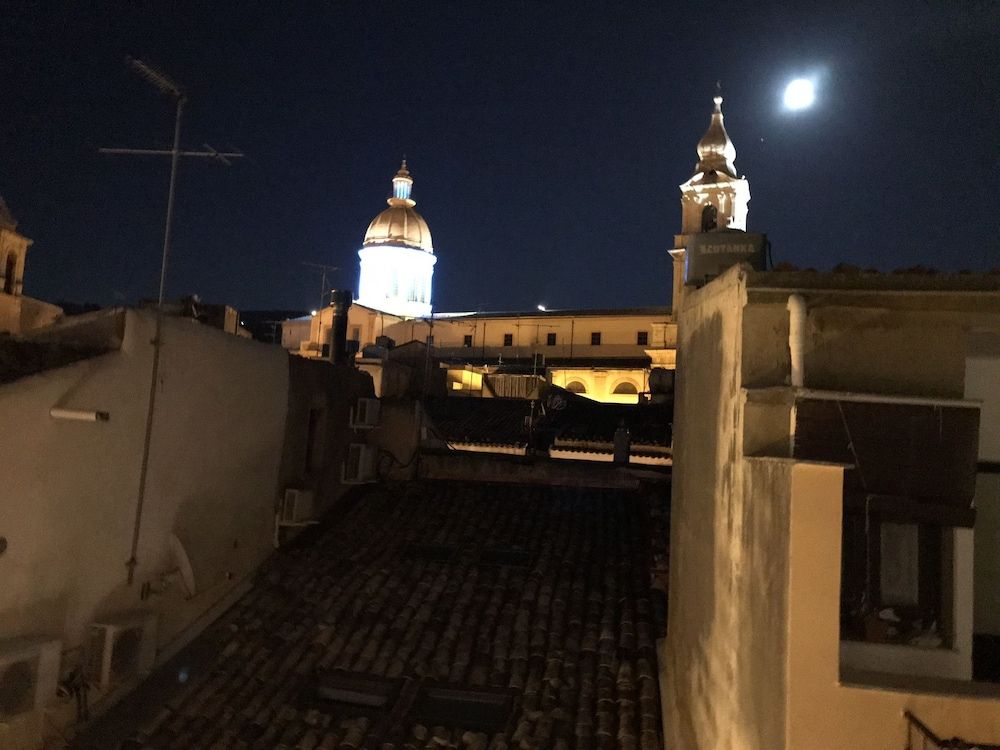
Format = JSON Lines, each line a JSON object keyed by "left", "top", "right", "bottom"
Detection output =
{"left": 904, "top": 710, "right": 1000, "bottom": 749}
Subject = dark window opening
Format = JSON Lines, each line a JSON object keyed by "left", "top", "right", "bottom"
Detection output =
{"left": 546, "top": 332, "right": 557, "bottom": 346}
{"left": 566, "top": 381, "right": 587, "bottom": 394}
{"left": 613, "top": 382, "right": 638, "bottom": 395}
{"left": 3, "top": 254, "right": 16, "bottom": 295}
{"left": 841, "top": 517, "right": 949, "bottom": 647}
{"left": 701, "top": 203, "right": 718, "bottom": 232}
{"left": 590, "top": 332, "right": 601, "bottom": 346}
{"left": 463, "top": 334, "right": 473, "bottom": 348}
{"left": 503, "top": 333, "right": 513, "bottom": 347}
{"left": 637, "top": 331, "right": 649, "bottom": 346}
{"left": 305, "top": 408, "right": 325, "bottom": 473}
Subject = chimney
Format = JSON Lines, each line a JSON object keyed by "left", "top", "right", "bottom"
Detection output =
{"left": 329, "top": 289, "right": 353, "bottom": 365}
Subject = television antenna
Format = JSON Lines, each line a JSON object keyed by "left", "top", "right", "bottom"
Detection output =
{"left": 302, "top": 261, "right": 339, "bottom": 311}
{"left": 100, "top": 57, "right": 244, "bottom": 585}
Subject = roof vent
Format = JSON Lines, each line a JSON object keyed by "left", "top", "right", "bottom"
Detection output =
{"left": 314, "top": 671, "right": 400, "bottom": 709}
{"left": 408, "top": 685, "right": 514, "bottom": 733}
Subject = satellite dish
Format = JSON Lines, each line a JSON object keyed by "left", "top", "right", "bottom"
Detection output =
{"left": 169, "top": 534, "right": 197, "bottom": 599}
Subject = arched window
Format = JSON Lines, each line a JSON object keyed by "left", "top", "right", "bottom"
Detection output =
{"left": 565, "top": 381, "right": 587, "bottom": 394}
{"left": 613, "top": 381, "right": 639, "bottom": 395}
{"left": 3, "top": 253, "right": 16, "bottom": 295}
{"left": 701, "top": 203, "right": 718, "bottom": 232}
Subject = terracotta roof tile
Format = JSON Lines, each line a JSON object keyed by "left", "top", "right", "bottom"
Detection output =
{"left": 124, "top": 481, "right": 661, "bottom": 749}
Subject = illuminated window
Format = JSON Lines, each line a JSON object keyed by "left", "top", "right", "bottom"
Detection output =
{"left": 590, "top": 332, "right": 601, "bottom": 346}
{"left": 637, "top": 331, "right": 648, "bottom": 346}
{"left": 503, "top": 333, "right": 513, "bottom": 346}
{"left": 613, "top": 381, "right": 638, "bottom": 395}
{"left": 565, "top": 381, "right": 587, "bottom": 394}
{"left": 546, "top": 332, "right": 557, "bottom": 346}
{"left": 463, "top": 334, "right": 473, "bottom": 347}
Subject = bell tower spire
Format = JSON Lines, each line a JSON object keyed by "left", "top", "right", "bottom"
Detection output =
{"left": 669, "top": 93, "right": 752, "bottom": 308}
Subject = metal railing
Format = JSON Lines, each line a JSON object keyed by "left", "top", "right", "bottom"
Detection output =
{"left": 905, "top": 710, "right": 1000, "bottom": 749}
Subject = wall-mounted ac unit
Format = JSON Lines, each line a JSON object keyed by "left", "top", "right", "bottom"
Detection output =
{"left": 280, "top": 488, "right": 315, "bottom": 524}
{"left": 85, "top": 611, "right": 157, "bottom": 691}
{"left": 342, "top": 443, "right": 377, "bottom": 484}
{"left": 350, "top": 398, "right": 381, "bottom": 429}
{"left": 0, "top": 637, "right": 61, "bottom": 734}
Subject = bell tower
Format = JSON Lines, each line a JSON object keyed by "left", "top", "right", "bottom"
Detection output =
{"left": 0, "top": 197, "right": 31, "bottom": 299}
{"left": 670, "top": 95, "right": 751, "bottom": 308}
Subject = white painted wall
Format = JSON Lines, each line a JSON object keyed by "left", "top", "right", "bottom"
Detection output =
{"left": 0, "top": 309, "right": 289, "bottom": 660}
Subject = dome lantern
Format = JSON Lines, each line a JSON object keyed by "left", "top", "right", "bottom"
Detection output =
{"left": 390, "top": 159, "right": 415, "bottom": 206}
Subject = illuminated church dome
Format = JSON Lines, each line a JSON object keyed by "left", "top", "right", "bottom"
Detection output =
{"left": 695, "top": 95, "right": 738, "bottom": 179}
{"left": 362, "top": 162, "right": 434, "bottom": 253}
{"left": 356, "top": 161, "right": 437, "bottom": 318}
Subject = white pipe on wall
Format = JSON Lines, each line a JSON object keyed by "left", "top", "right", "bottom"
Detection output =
{"left": 787, "top": 294, "right": 807, "bottom": 388}
{"left": 50, "top": 407, "right": 110, "bottom": 422}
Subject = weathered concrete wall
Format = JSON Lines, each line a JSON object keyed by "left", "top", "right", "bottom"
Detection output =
{"left": 666, "top": 265, "right": 1000, "bottom": 748}
{"left": 0, "top": 309, "right": 289, "bottom": 657}
{"left": 665, "top": 267, "right": 789, "bottom": 749}
{"left": 741, "top": 301, "right": 968, "bottom": 397}
{"left": 805, "top": 307, "right": 966, "bottom": 398}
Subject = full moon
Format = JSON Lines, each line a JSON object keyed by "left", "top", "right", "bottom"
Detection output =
{"left": 783, "top": 78, "right": 815, "bottom": 110}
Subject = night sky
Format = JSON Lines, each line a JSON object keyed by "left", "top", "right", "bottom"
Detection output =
{"left": 2, "top": 2, "right": 998, "bottom": 313}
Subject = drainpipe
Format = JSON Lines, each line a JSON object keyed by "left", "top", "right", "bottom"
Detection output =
{"left": 787, "top": 294, "right": 806, "bottom": 387}
{"left": 50, "top": 408, "right": 110, "bottom": 422}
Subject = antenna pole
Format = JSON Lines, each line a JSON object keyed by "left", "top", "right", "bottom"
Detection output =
{"left": 105, "top": 58, "right": 243, "bottom": 586}
{"left": 302, "top": 262, "right": 339, "bottom": 311}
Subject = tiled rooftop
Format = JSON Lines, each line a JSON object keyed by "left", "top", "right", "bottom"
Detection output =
{"left": 424, "top": 394, "right": 672, "bottom": 453}
{"left": 118, "top": 481, "right": 662, "bottom": 750}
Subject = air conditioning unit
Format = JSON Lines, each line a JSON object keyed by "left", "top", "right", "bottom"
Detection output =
{"left": 86, "top": 611, "right": 157, "bottom": 691}
{"left": 0, "top": 637, "right": 61, "bottom": 735}
{"left": 342, "top": 443, "right": 377, "bottom": 484}
{"left": 350, "top": 397, "right": 381, "bottom": 429}
{"left": 280, "top": 488, "right": 315, "bottom": 524}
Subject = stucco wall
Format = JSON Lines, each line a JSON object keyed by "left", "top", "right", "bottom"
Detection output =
{"left": 741, "top": 301, "right": 968, "bottom": 397}
{"left": 0, "top": 309, "right": 289, "bottom": 658}
{"left": 665, "top": 267, "right": 789, "bottom": 749}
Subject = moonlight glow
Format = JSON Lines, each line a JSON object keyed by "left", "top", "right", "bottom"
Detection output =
{"left": 783, "top": 78, "right": 815, "bottom": 110}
